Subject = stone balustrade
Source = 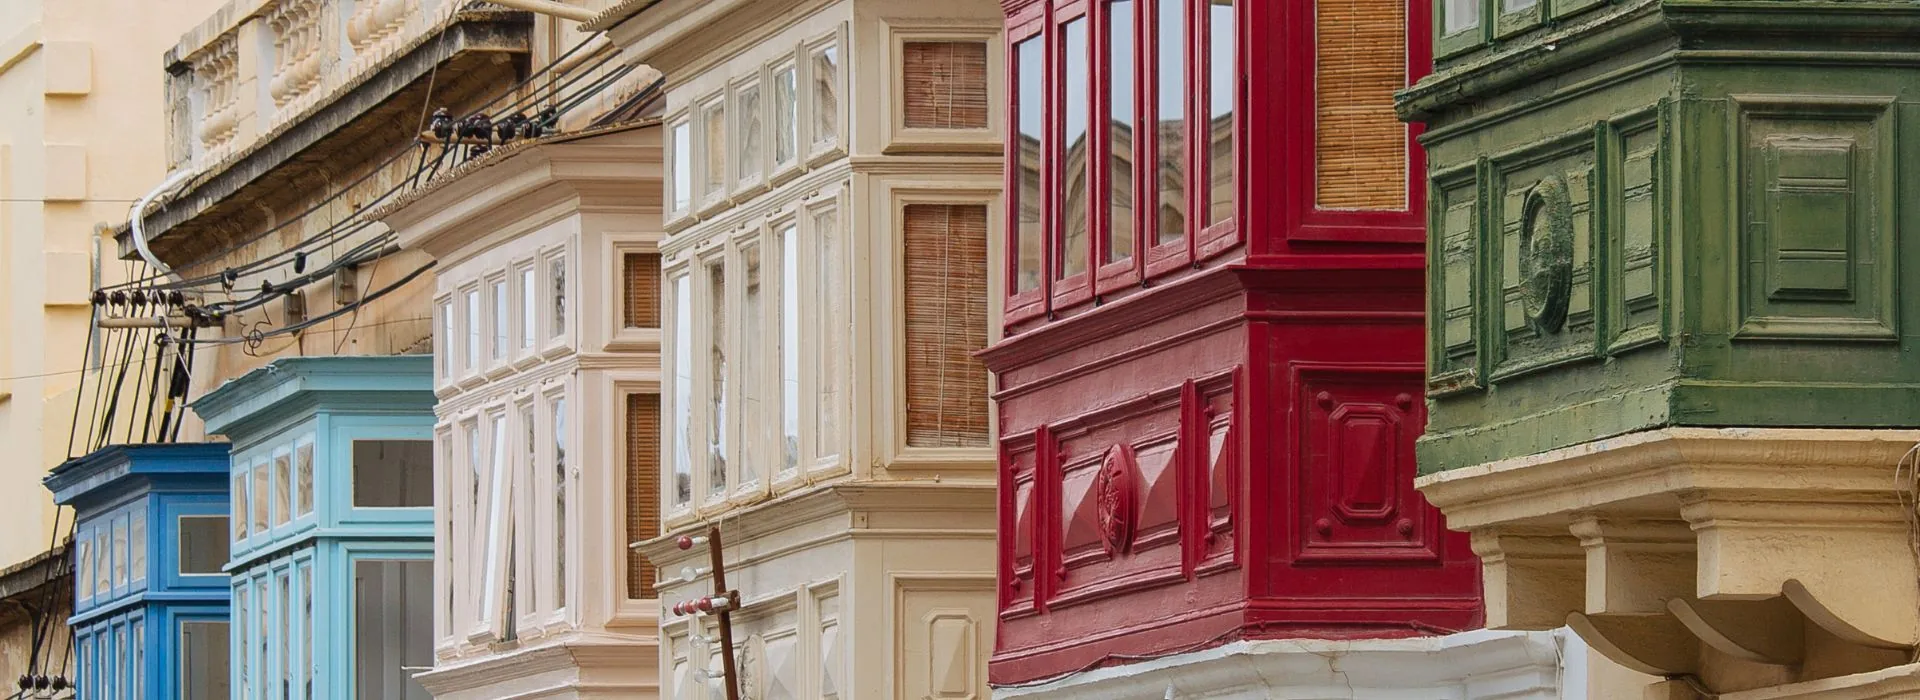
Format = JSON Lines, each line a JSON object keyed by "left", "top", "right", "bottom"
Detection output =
{"left": 166, "top": 0, "right": 449, "bottom": 171}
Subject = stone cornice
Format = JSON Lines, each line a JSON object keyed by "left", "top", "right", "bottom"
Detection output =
{"left": 379, "top": 124, "right": 663, "bottom": 264}
{"left": 1415, "top": 427, "right": 1920, "bottom": 532}
{"left": 415, "top": 631, "right": 661, "bottom": 696}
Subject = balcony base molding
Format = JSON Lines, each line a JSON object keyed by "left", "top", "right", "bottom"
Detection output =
{"left": 416, "top": 633, "right": 661, "bottom": 700}
{"left": 990, "top": 629, "right": 1568, "bottom": 699}
{"left": 1417, "top": 428, "right": 1920, "bottom": 697}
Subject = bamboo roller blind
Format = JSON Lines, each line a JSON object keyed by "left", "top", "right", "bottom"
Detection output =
{"left": 1315, "top": 0, "right": 1408, "bottom": 210}
{"left": 903, "top": 41, "right": 990, "bottom": 130}
{"left": 903, "top": 204, "right": 991, "bottom": 448}
{"left": 626, "top": 393, "right": 661, "bottom": 599}
{"left": 624, "top": 253, "right": 661, "bottom": 328}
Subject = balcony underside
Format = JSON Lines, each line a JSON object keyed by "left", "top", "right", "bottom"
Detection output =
{"left": 1418, "top": 428, "right": 1920, "bottom": 698}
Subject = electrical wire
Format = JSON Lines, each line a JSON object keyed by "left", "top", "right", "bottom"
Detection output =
{"left": 104, "top": 23, "right": 623, "bottom": 294}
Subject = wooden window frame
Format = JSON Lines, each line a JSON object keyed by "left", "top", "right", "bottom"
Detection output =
{"left": 804, "top": 26, "right": 848, "bottom": 165}
{"left": 1195, "top": 0, "right": 1241, "bottom": 259}
{"left": 730, "top": 72, "right": 770, "bottom": 199}
{"left": 1140, "top": 0, "right": 1199, "bottom": 281}
{"left": 1003, "top": 9, "right": 1049, "bottom": 326}
{"left": 1286, "top": 0, "right": 1429, "bottom": 244}
{"left": 802, "top": 188, "right": 851, "bottom": 483}
{"left": 662, "top": 262, "right": 697, "bottom": 522}
{"left": 1050, "top": 1, "right": 1096, "bottom": 311}
{"left": 666, "top": 112, "right": 696, "bottom": 231}
{"left": 884, "top": 23, "right": 1004, "bottom": 155}
{"left": 729, "top": 221, "right": 777, "bottom": 506}
{"left": 1091, "top": 0, "right": 1142, "bottom": 294}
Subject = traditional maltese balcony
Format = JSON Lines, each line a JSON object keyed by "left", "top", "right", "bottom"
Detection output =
{"left": 1398, "top": 0, "right": 1920, "bottom": 695}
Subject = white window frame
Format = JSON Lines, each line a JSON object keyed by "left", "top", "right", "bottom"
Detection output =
{"left": 768, "top": 56, "right": 802, "bottom": 182}
{"left": 804, "top": 25, "right": 849, "bottom": 164}
{"left": 730, "top": 72, "right": 768, "bottom": 198}
{"left": 663, "top": 263, "right": 696, "bottom": 520}
{"left": 541, "top": 246, "right": 570, "bottom": 355}
{"left": 667, "top": 112, "right": 695, "bottom": 229}
{"left": 514, "top": 260, "right": 538, "bottom": 362}
{"left": 697, "top": 91, "right": 730, "bottom": 214}
{"left": 436, "top": 295, "right": 456, "bottom": 381}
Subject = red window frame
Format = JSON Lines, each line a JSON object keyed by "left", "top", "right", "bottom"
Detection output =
{"left": 1004, "top": 0, "right": 1250, "bottom": 327}
{"left": 1050, "top": 1, "right": 1095, "bottom": 311}
{"left": 1004, "top": 6, "right": 1049, "bottom": 326}
{"left": 1279, "top": 0, "right": 1430, "bottom": 244}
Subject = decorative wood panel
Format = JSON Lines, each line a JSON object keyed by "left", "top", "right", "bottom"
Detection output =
{"left": 902, "top": 42, "right": 990, "bottom": 130}
{"left": 1604, "top": 105, "right": 1665, "bottom": 353}
{"left": 1489, "top": 132, "right": 1598, "bottom": 381}
{"left": 1294, "top": 367, "right": 1442, "bottom": 564}
{"left": 894, "top": 579, "right": 993, "bottom": 700}
{"left": 903, "top": 204, "right": 992, "bottom": 447}
{"left": 1427, "top": 162, "right": 1482, "bottom": 395}
{"left": 1732, "top": 95, "right": 1897, "bottom": 341}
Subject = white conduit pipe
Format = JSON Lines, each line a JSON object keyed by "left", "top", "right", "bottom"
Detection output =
{"left": 128, "top": 169, "right": 195, "bottom": 282}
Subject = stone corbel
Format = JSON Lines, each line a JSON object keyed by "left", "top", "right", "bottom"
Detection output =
{"left": 1680, "top": 492, "right": 1918, "bottom": 650}
{"left": 1470, "top": 527, "right": 1583, "bottom": 630}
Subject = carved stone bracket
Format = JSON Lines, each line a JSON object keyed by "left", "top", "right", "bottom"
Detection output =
{"left": 1418, "top": 428, "right": 1920, "bottom": 697}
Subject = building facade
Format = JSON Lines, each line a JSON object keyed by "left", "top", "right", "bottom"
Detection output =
{"left": 44, "top": 443, "right": 232, "bottom": 700}
{"left": 191, "top": 356, "right": 437, "bottom": 699}
{"left": 976, "top": 0, "right": 1588, "bottom": 696}
{"left": 1399, "top": 0, "right": 1920, "bottom": 697}
{"left": 588, "top": 0, "right": 1005, "bottom": 696}
{"left": 382, "top": 121, "right": 669, "bottom": 698}
{"left": 0, "top": 0, "right": 225, "bottom": 687}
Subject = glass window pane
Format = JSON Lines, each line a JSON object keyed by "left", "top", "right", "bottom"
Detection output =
{"left": 251, "top": 461, "right": 269, "bottom": 537}
{"left": 180, "top": 620, "right": 230, "bottom": 700}
{"left": 1059, "top": 18, "right": 1090, "bottom": 279}
{"left": 438, "top": 302, "right": 454, "bottom": 378}
{"left": 492, "top": 280, "right": 508, "bottom": 360}
{"left": 552, "top": 397, "right": 567, "bottom": 609}
{"left": 671, "top": 121, "right": 693, "bottom": 212}
{"left": 1014, "top": 37, "right": 1044, "bottom": 292}
{"left": 1207, "top": 0, "right": 1235, "bottom": 226}
{"left": 76, "top": 535, "right": 92, "bottom": 600}
{"left": 130, "top": 509, "right": 147, "bottom": 583}
{"left": 353, "top": 560, "right": 433, "bottom": 700}
{"left": 111, "top": 515, "right": 128, "bottom": 589}
{"left": 741, "top": 241, "right": 765, "bottom": 487}
{"left": 116, "top": 624, "right": 127, "bottom": 697}
{"left": 481, "top": 414, "right": 507, "bottom": 626}
{"left": 671, "top": 274, "right": 693, "bottom": 506}
{"left": 351, "top": 440, "right": 434, "bottom": 508}
{"left": 737, "top": 82, "right": 762, "bottom": 182}
{"left": 520, "top": 268, "right": 537, "bottom": 350}
{"left": 517, "top": 404, "right": 537, "bottom": 617}
{"left": 95, "top": 521, "right": 111, "bottom": 595}
{"left": 774, "top": 66, "right": 798, "bottom": 164}
{"left": 300, "top": 564, "right": 313, "bottom": 700}
{"left": 236, "top": 586, "right": 251, "bottom": 699}
{"left": 1156, "top": 0, "right": 1189, "bottom": 245}
{"left": 255, "top": 578, "right": 268, "bottom": 695}
{"left": 279, "top": 573, "right": 291, "bottom": 700}
{"left": 779, "top": 224, "right": 800, "bottom": 473}
{"left": 273, "top": 449, "right": 291, "bottom": 527}
{"left": 706, "top": 259, "right": 729, "bottom": 497}
{"left": 465, "top": 289, "right": 480, "bottom": 370}
{"left": 1445, "top": 0, "right": 1480, "bottom": 34}
{"left": 550, "top": 257, "right": 567, "bottom": 339}
{"left": 1108, "top": 0, "right": 1136, "bottom": 263}
{"left": 179, "top": 516, "right": 230, "bottom": 575}
{"left": 811, "top": 46, "right": 839, "bottom": 147}
{"left": 813, "top": 207, "right": 841, "bottom": 462}
{"left": 703, "top": 103, "right": 726, "bottom": 197}
{"left": 132, "top": 619, "right": 144, "bottom": 698}
{"left": 296, "top": 439, "right": 315, "bottom": 517}
{"left": 233, "top": 473, "right": 248, "bottom": 542}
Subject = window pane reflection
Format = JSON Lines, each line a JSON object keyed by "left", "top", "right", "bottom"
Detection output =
{"left": 671, "top": 121, "right": 692, "bottom": 211}
{"left": 1444, "top": 0, "right": 1480, "bottom": 34}
{"left": 179, "top": 620, "right": 229, "bottom": 700}
{"left": 353, "top": 559, "right": 432, "bottom": 700}
{"left": 812, "top": 47, "right": 839, "bottom": 147}
{"left": 671, "top": 274, "right": 693, "bottom": 506}
{"left": 774, "top": 67, "right": 798, "bottom": 164}
{"left": 778, "top": 224, "right": 800, "bottom": 473}
{"left": 1108, "top": 0, "right": 1136, "bottom": 263}
{"left": 737, "top": 83, "right": 762, "bottom": 182}
{"left": 1014, "top": 37, "right": 1044, "bottom": 292}
{"left": 1156, "top": 0, "right": 1188, "bottom": 246}
{"left": 1207, "top": 0, "right": 1235, "bottom": 226}
{"left": 741, "top": 241, "right": 764, "bottom": 486}
{"left": 706, "top": 259, "right": 728, "bottom": 497}
{"left": 1059, "top": 18, "right": 1090, "bottom": 279}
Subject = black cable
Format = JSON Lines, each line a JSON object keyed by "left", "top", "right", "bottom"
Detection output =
{"left": 198, "top": 260, "right": 437, "bottom": 346}
{"left": 138, "top": 331, "right": 170, "bottom": 443}
{"left": 64, "top": 309, "right": 97, "bottom": 459}
{"left": 94, "top": 321, "right": 139, "bottom": 452}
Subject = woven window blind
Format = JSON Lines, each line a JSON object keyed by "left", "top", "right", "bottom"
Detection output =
{"left": 1314, "top": 0, "right": 1408, "bottom": 210}
{"left": 902, "top": 42, "right": 990, "bottom": 130}
{"left": 623, "top": 253, "right": 661, "bottom": 328}
{"left": 903, "top": 204, "right": 991, "bottom": 448}
{"left": 626, "top": 393, "right": 661, "bottom": 599}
